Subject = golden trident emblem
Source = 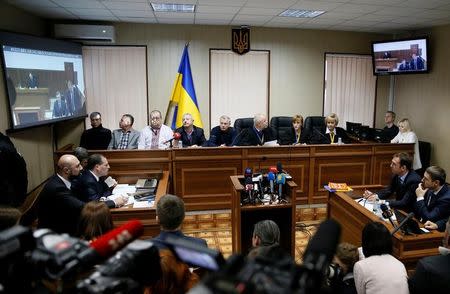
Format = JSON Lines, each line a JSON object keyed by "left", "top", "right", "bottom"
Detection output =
{"left": 232, "top": 28, "right": 250, "bottom": 55}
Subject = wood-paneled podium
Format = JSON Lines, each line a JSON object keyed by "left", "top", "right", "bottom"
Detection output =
{"left": 230, "top": 175, "right": 297, "bottom": 256}
{"left": 328, "top": 187, "right": 444, "bottom": 270}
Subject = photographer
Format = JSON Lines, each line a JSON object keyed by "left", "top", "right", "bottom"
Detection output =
{"left": 328, "top": 242, "right": 358, "bottom": 294}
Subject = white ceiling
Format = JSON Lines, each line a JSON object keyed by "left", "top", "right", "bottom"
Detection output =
{"left": 6, "top": 0, "right": 450, "bottom": 33}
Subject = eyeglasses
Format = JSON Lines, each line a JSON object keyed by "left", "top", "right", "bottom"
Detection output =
{"left": 151, "top": 117, "right": 161, "bottom": 121}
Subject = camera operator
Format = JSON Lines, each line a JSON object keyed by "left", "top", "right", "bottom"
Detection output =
{"left": 328, "top": 242, "right": 358, "bottom": 294}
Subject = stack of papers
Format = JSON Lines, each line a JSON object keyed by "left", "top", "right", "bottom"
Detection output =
{"left": 109, "top": 184, "right": 155, "bottom": 208}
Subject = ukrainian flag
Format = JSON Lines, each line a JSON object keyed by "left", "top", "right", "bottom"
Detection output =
{"left": 167, "top": 45, "right": 203, "bottom": 129}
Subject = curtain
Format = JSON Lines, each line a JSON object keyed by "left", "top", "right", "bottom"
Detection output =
{"left": 324, "top": 54, "right": 376, "bottom": 128}
{"left": 210, "top": 50, "right": 269, "bottom": 127}
{"left": 82, "top": 46, "right": 147, "bottom": 131}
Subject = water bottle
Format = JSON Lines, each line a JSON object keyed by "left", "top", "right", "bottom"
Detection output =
{"left": 337, "top": 137, "right": 343, "bottom": 145}
{"left": 373, "top": 198, "right": 380, "bottom": 214}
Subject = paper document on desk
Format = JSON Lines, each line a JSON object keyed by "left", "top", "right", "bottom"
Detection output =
{"left": 110, "top": 184, "right": 136, "bottom": 205}
{"left": 104, "top": 176, "right": 117, "bottom": 188}
{"left": 133, "top": 200, "right": 154, "bottom": 208}
{"left": 263, "top": 140, "right": 279, "bottom": 146}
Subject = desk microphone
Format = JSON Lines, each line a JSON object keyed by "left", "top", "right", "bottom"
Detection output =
{"left": 380, "top": 204, "right": 397, "bottom": 228}
{"left": 268, "top": 171, "right": 275, "bottom": 194}
{"left": 163, "top": 132, "right": 181, "bottom": 144}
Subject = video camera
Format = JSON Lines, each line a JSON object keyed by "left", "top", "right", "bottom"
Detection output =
{"left": 0, "top": 220, "right": 159, "bottom": 293}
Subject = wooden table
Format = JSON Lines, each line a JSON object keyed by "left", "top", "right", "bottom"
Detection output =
{"left": 55, "top": 143, "right": 414, "bottom": 211}
{"left": 328, "top": 187, "right": 443, "bottom": 270}
{"left": 230, "top": 175, "right": 297, "bottom": 256}
{"left": 110, "top": 170, "right": 169, "bottom": 239}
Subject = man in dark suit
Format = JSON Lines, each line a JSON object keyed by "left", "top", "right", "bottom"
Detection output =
{"left": 108, "top": 114, "right": 140, "bottom": 149}
{"left": 26, "top": 72, "right": 38, "bottom": 88}
{"left": 80, "top": 112, "right": 112, "bottom": 150}
{"left": 65, "top": 79, "right": 84, "bottom": 116}
{"left": 205, "top": 115, "right": 236, "bottom": 146}
{"left": 364, "top": 153, "right": 421, "bottom": 211}
{"left": 309, "top": 113, "right": 350, "bottom": 144}
{"left": 151, "top": 194, "right": 208, "bottom": 250}
{"left": 175, "top": 113, "right": 206, "bottom": 147}
{"left": 409, "top": 53, "right": 425, "bottom": 70}
{"left": 72, "top": 154, "right": 126, "bottom": 206}
{"left": 409, "top": 217, "right": 450, "bottom": 294}
{"left": 37, "top": 154, "right": 84, "bottom": 235}
{"left": 233, "top": 113, "right": 277, "bottom": 146}
{"left": 414, "top": 166, "right": 450, "bottom": 231}
{"left": 52, "top": 91, "right": 68, "bottom": 118}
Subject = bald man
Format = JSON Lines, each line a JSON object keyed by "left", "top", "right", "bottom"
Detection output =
{"left": 233, "top": 113, "right": 277, "bottom": 146}
{"left": 37, "top": 155, "right": 124, "bottom": 236}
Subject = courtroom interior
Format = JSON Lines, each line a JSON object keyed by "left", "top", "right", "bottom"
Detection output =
{"left": 1, "top": 0, "right": 450, "bottom": 293}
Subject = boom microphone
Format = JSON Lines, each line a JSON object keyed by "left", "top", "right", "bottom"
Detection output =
{"left": 268, "top": 171, "right": 275, "bottom": 194}
{"left": 163, "top": 132, "right": 181, "bottom": 144}
{"left": 380, "top": 204, "right": 397, "bottom": 228}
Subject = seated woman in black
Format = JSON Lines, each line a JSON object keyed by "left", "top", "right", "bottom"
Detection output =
{"left": 279, "top": 114, "right": 308, "bottom": 145}
{"left": 309, "top": 113, "right": 350, "bottom": 144}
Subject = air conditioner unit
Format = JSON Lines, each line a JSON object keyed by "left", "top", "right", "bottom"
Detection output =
{"left": 54, "top": 24, "right": 115, "bottom": 44}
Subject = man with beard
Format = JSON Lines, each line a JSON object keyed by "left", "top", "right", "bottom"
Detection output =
{"left": 138, "top": 110, "right": 173, "bottom": 149}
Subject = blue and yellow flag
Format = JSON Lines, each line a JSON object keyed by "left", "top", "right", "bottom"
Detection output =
{"left": 167, "top": 45, "right": 203, "bottom": 129}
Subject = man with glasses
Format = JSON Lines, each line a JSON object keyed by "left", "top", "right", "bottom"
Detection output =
{"left": 414, "top": 166, "right": 450, "bottom": 232}
{"left": 363, "top": 152, "right": 421, "bottom": 212}
{"left": 138, "top": 110, "right": 173, "bottom": 149}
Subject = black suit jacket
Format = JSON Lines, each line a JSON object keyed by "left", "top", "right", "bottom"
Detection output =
{"left": 205, "top": 126, "right": 237, "bottom": 146}
{"left": 72, "top": 171, "right": 113, "bottom": 203}
{"left": 309, "top": 127, "right": 350, "bottom": 144}
{"left": 175, "top": 126, "right": 206, "bottom": 147}
{"left": 233, "top": 126, "right": 277, "bottom": 146}
{"left": 278, "top": 127, "right": 307, "bottom": 145}
{"left": 377, "top": 170, "right": 421, "bottom": 211}
{"left": 415, "top": 184, "right": 450, "bottom": 223}
{"left": 381, "top": 125, "right": 399, "bottom": 143}
{"left": 80, "top": 124, "right": 112, "bottom": 150}
{"left": 409, "top": 254, "right": 450, "bottom": 294}
{"left": 37, "top": 175, "right": 84, "bottom": 236}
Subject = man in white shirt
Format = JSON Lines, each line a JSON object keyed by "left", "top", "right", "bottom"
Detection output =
{"left": 138, "top": 110, "right": 173, "bottom": 149}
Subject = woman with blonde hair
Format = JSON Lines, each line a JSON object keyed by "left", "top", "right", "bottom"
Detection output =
{"left": 77, "top": 201, "right": 114, "bottom": 241}
{"left": 391, "top": 118, "right": 422, "bottom": 170}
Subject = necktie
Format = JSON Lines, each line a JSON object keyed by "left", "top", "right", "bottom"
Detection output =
{"left": 330, "top": 131, "right": 335, "bottom": 143}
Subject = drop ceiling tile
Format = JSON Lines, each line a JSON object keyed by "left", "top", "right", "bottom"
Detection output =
{"left": 372, "top": 7, "right": 423, "bottom": 17}
{"left": 270, "top": 16, "right": 311, "bottom": 24}
{"left": 119, "top": 17, "right": 158, "bottom": 23}
{"left": 333, "top": 3, "right": 384, "bottom": 14}
{"left": 52, "top": 0, "right": 104, "bottom": 9}
{"left": 194, "top": 19, "right": 231, "bottom": 25}
{"left": 78, "top": 15, "right": 120, "bottom": 21}
{"left": 244, "top": 0, "right": 298, "bottom": 9}
{"left": 196, "top": 5, "right": 241, "bottom": 14}
{"left": 157, "top": 17, "right": 195, "bottom": 24}
{"left": 111, "top": 9, "right": 155, "bottom": 17}
{"left": 400, "top": 0, "right": 449, "bottom": 9}
{"left": 239, "top": 7, "right": 285, "bottom": 16}
{"left": 197, "top": 0, "right": 246, "bottom": 6}
{"left": 155, "top": 12, "right": 195, "bottom": 19}
{"left": 67, "top": 8, "right": 114, "bottom": 16}
{"left": 290, "top": 0, "right": 344, "bottom": 11}
{"left": 195, "top": 13, "right": 235, "bottom": 20}
{"left": 102, "top": 1, "right": 151, "bottom": 10}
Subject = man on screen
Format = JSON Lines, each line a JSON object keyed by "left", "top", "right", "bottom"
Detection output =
{"left": 26, "top": 72, "right": 38, "bottom": 88}
{"left": 409, "top": 53, "right": 425, "bottom": 70}
{"left": 52, "top": 91, "right": 68, "bottom": 118}
{"left": 65, "top": 79, "right": 85, "bottom": 116}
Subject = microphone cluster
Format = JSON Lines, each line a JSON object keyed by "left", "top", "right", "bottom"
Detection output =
{"left": 0, "top": 220, "right": 161, "bottom": 293}
{"left": 241, "top": 162, "right": 289, "bottom": 206}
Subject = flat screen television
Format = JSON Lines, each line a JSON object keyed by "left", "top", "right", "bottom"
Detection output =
{"left": 0, "top": 31, "right": 86, "bottom": 131}
{"left": 371, "top": 37, "right": 429, "bottom": 75}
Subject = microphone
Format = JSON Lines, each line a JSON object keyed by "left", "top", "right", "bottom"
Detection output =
{"left": 276, "top": 173, "right": 286, "bottom": 200}
{"left": 391, "top": 212, "right": 415, "bottom": 235}
{"left": 267, "top": 171, "right": 275, "bottom": 194}
{"left": 276, "top": 162, "right": 283, "bottom": 174}
{"left": 300, "top": 219, "right": 341, "bottom": 292}
{"left": 243, "top": 177, "right": 254, "bottom": 204}
{"left": 163, "top": 132, "right": 181, "bottom": 144}
{"left": 269, "top": 166, "right": 278, "bottom": 174}
{"left": 35, "top": 219, "right": 144, "bottom": 279}
{"left": 244, "top": 167, "right": 253, "bottom": 179}
{"left": 380, "top": 204, "right": 397, "bottom": 228}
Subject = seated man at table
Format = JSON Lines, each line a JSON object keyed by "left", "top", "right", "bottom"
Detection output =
{"left": 108, "top": 114, "right": 140, "bottom": 149}
{"left": 233, "top": 113, "right": 277, "bottom": 146}
{"left": 80, "top": 112, "right": 112, "bottom": 150}
{"left": 414, "top": 166, "right": 450, "bottom": 232}
{"left": 72, "top": 154, "right": 126, "bottom": 207}
{"left": 151, "top": 194, "right": 208, "bottom": 250}
{"left": 363, "top": 152, "right": 421, "bottom": 211}
{"left": 138, "top": 110, "right": 173, "bottom": 149}
{"left": 409, "top": 217, "right": 450, "bottom": 294}
{"left": 205, "top": 115, "right": 236, "bottom": 147}
{"left": 175, "top": 113, "right": 206, "bottom": 147}
{"left": 308, "top": 113, "right": 350, "bottom": 144}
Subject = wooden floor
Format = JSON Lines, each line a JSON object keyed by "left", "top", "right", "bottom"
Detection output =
{"left": 182, "top": 210, "right": 321, "bottom": 263}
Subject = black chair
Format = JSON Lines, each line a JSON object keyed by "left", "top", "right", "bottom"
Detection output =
{"left": 303, "top": 116, "right": 325, "bottom": 142}
{"left": 270, "top": 116, "right": 293, "bottom": 145}
{"left": 417, "top": 141, "right": 431, "bottom": 177}
{"left": 234, "top": 117, "right": 254, "bottom": 135}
